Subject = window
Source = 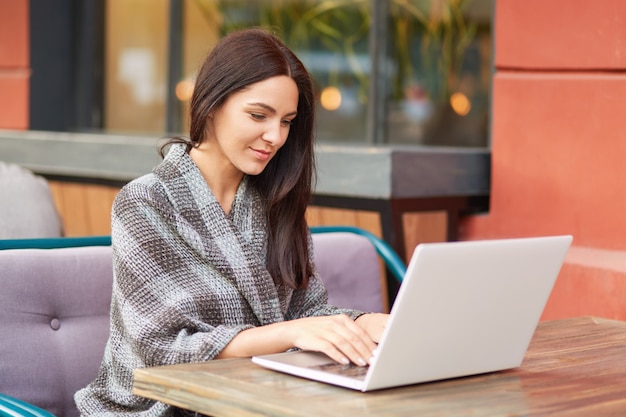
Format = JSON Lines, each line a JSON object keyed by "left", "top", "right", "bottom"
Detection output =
{"left": 32, "top": 0, "right": 493, "bottom": 147}
{"left": 181, "top": 0, "right": 374, "bottom": 143}
{"left": 386, "top": 0, "right": 493, "bottom": 147}
{"left": 104, "top": 0, "right": 169, "bottom": 134}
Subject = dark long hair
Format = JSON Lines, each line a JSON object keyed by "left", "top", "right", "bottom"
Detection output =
{"left": 161, "top": 28, "right": 315, "bottom": 289}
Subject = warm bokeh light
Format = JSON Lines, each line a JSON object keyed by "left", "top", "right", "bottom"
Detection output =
{"left": 175, "top": 79, "right": 195, "bottom": 102}
{"left": 450, "top": 92, "right": 471, "bottom": 116}
{"left": 320, "top": 86, "right": 342, "bottom": 111}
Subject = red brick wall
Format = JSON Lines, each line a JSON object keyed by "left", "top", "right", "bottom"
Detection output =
{"left": 461, "top": 0, "right": 626, "bottom": 320}
{"left": 0, "top": 0, "right": 29, "bottom": 129}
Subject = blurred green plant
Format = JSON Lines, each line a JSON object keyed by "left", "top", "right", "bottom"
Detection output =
{"left": 391, "top": 0, "right": 476, "bottom": 101}
{"left": 193, "top": 0, "right": 476, "bottom": 105}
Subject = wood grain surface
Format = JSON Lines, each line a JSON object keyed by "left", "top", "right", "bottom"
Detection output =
{"left": 133, "top": 316, "right": 626, "bottom": 416}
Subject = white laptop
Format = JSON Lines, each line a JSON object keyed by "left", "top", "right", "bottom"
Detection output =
{"left": 252, "top": 235, "right": 573, "bottom": 391}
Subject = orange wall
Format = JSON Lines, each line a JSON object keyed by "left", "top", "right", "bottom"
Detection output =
{"left": 461, "top": 0, "right": 626, "bottom": 321}
{"left": 0, "top": 0, "right": 29, "bottom": 129}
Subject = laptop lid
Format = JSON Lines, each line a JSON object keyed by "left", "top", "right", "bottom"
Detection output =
{"left": 252, "top": 235, "right": 573, "bottom": 391}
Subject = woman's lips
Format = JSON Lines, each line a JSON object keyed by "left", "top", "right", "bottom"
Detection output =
{"left": 251, "top": 148, "right": 271, "bottom": 161}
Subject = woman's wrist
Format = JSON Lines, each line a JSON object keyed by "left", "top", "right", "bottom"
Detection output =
{"left": 217, "top": 321, "right": 295, "bottom": 359}
{"left": 355, "top": 313, "right": 388, "bottom": 343}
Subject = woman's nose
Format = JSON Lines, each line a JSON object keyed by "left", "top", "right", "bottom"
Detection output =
{"left": 262, "top": 121, "right": 285, "bottom": 145}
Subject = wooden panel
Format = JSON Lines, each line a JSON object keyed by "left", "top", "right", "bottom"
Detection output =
{"left": 47, "top": 183, "right": 448, "bottom": 258}
{"left": 48, "top": 181, "right": 119, "bottom": 236}
{"left": 495, "top": 0, "right": 626, "bottom": 69}
{"left": 401, "top": 211, "right": 447, "bottom": 260}
{"left": 47, "top": 183, "right": 389, "bottom": 239}
{"left": 84, "top": 185, "right": 119, "bottom": 235}
{"left": 306, "top": 206, "right": 382, "bottom": 238}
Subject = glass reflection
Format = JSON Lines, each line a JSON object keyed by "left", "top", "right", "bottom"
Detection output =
{"left": 105, "top": 0, "right": 492, "bottom": 147}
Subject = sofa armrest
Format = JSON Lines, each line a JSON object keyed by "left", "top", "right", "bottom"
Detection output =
{"left": 0, "top": 394, "right": 55, "bottom": 417}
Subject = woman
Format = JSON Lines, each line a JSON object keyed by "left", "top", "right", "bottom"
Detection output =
{"left": 75, "top": 28, "right": 388, "bottom": 416}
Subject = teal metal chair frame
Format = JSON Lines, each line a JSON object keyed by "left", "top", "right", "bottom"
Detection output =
{"left": 309, "top": 225, "right": 406, "bottom": 283}
{"left": 0, "top": 228, "right": 405, "bottom": 281}
{"left": 0, "top": 394, "right": 55, "bottom": 417}
{"left": 0, "top": 235, "right": 111, "bottom": 250}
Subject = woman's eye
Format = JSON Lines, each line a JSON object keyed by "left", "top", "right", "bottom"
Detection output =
{"left": 250, "top": 113, "right": 265, "bottom": 120}
{"left": 281, "top": 119, "right": 293, "bottom": 127}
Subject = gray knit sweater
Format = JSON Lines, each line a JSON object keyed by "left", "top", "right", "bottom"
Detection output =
{"left": 74, "top": 144, "right": 362, "bottom": 416}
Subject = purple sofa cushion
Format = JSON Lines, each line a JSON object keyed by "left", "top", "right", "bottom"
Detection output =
{"left": 0, "top": 246, "right": 113, "bottom": 417}
{"left": 312, "top": 232, "right": 385, "bottom": 313}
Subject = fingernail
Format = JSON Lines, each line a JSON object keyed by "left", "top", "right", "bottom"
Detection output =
{"left": 341, "top": 357, "right": 350, "bottom": 365}
{"left": 357, "top": 357, "right": 367, "bottom": 366}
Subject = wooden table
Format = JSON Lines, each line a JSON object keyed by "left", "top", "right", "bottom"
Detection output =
{"left": 133, "top": 316, "right": 626, "bottom": 416}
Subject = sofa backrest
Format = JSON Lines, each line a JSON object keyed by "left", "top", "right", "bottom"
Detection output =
{"left": 0, "top": 232, "right": 385, "bottom": 417}
{"left": 0, "top": 246, "right": 112, "bottom": 417}
{"left": 313, "top": 232, "right": 385, "bottom": 313}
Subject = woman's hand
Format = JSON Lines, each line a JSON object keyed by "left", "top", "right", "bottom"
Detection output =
{"left": 355, "top": 313, "right": 389, "bottom": 343}
{"left": 287, "top": 314, "right": 378, "bottom": 366}
{"left": 217, "top": 314, "right": 384, "bottom": 366}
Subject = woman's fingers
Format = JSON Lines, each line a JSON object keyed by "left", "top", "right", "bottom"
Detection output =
{"left": 290, "top": 315, "right": 378, "bottom": 366}
{"left": 330, "top": 317, "right": 375, "bottom": 365}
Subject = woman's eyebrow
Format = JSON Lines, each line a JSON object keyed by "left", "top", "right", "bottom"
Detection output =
{"left": 248, "top": 102, "right": 297, "bottom": 117}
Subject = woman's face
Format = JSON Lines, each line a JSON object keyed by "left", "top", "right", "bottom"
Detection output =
{"left": 205, "top": 75, "right": 299, "bottom": 177}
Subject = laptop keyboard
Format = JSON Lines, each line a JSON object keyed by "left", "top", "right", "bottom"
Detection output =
{"left": 309, "top": 362, "right": 369, "bottom": 380}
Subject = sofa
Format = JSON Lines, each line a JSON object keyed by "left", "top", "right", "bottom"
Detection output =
{"left": 0, "top": 227, "right": 404, "bottom": 417}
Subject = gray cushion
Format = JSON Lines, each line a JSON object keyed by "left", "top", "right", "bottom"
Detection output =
{"left": 0, "top": 162, "right": 63, "bottom": 239}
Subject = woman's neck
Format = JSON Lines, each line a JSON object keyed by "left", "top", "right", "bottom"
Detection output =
{"left": 189, "top": 145, "right": 243, "bottom": 215}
